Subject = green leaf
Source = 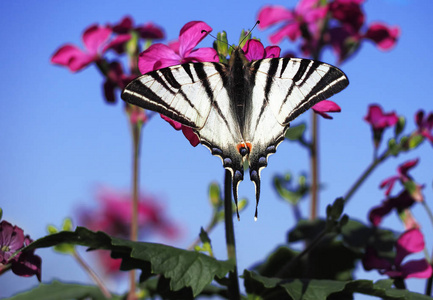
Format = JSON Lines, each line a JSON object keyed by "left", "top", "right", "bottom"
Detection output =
{"left": 6, "top": 280, "right": 119, "bottom": 300}
{"left": 23, "top": 227, "right": 234, "bottom": 297}
{"left": 243, "top": 270, "right": 432, "bottom": 300}
{"left": 285, "top": 123, "right": 306, "bottom": 141}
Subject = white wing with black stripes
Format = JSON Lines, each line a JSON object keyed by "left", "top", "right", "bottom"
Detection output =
{"left": 122, "top": 47, "right": 349, "bottom": 220}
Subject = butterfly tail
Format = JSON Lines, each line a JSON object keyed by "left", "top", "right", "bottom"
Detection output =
{"left": 250, "top": 169, "right": 261, "bottom": 221}
{"left": 232, "top": 169, "right": 244, "bottom": 221}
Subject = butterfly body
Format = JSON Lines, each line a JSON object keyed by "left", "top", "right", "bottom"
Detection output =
{"left": 122, "top": 47, "right": 348, "bottom": 220}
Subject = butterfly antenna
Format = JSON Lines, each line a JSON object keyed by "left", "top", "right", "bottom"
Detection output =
{"left": 238, "top": 20, "right": 260, "bottom": 47}
{"left": 201, "top": 29, "right": 235, "bottom": 52}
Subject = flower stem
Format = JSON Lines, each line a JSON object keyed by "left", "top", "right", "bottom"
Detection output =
{"left": 128, "top": 124, "right": 141, "bottom": 300}
{"left": 343, "top": 150, "right": 390, "bottom": 204}
{"left": 310, "top": 112, "right": 319, "bottom": 220}
{"left": 224, "top": 170, "right": 240, "bottom": 300}
{"left": 72, "top": 250, "right": 112, "bottom": 299}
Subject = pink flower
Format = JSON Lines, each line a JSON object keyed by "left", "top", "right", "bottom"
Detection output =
{"left": 79, "top": 187, "right": 179, "bottom": 239}
{"left": 78, "top": 187, "right": 179, "bottom": 275}
{"left": 51, "top": 24, "right": 113, "bottom": 72}
{"left": 108, "top": 16, "right": 164, "bottom": 54}
{"left": 138, "top": 21, "right": 218, "bottom": 147}
{"left": 380, "top": 159, "right": 419, "bottom": 196}
{"left": 415, "top": 110, "right": 433, "bottom": 144}
{"left": 242, "top": 39, "right": 281, "bottom": 61}
{"left": 364, "top": 23, "right": 400, "bottom": 51}
{"left": 329, "top": 0, "right": 365, "bottom": 32}
{"left": 363, "top": 229, "right": 432, "bottom": 279}
{"left": 0, "top": 220, "right": 41, "bottom": 281}
{"left": 258, "top": 1, "right": 328, "bottom": 45}
{"left": 138, "top": 21, "right": 218, "bottom": 74}
{"left": 364, "top": 104, "right": 398, "bottom": 148}
{"left": 312, "top": 100, "right": 341, "bottom": 119}
{"left": 368, "top": 190, "right": 415, "bottom": 226}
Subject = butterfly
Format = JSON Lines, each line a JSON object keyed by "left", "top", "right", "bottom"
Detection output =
{"left": 121, "top": 45, "right": 349, "bottom": 220}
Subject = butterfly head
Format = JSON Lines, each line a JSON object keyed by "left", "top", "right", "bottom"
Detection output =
{"left": 237, "top": 142, "right": 252, "bottom": 158}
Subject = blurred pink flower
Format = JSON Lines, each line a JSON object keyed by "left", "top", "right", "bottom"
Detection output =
{"left": 415, "top": 110, "right": 433, "bottom": 144}
{"left": 51, "top": 24, "right": 113, "bottom": 72}
{"left": 160, "top": 115, "right": 200, "bottom": 147}
{"left": 242, "top": 39, "right": 281, "bottom": 61}
{"left": 364, "top": 104, "right": 398, "bottom": 148}
{"left": 329, "top": 0, "right": 365, "bottom": 32}
{"left": 379, "top": 158, "right": 419, "bottom": 196}
{"left": 0, "top": 220, "right": 41, "bottom": 281}
{"left": 257, "top": 1, "right": 327, "bottom": 44}
{"left": 368, "top": 190, "right": 416, "bottom": 227}
{"left": 364, "top": 23, "right": 400, "bottom": 51}
{"left": 363, "top": 229, "right": 432, "bottom": 279}
{"left": 79, "top": 187, "right": 179, "bottom": 239}
{"left": 104, "top": 61, "right": 137, "bottom": 103}
{"left": 78, "top": 187, "right": 180, "bottom": 275}
{"left": 312, "top": 100, "right": 341, "bottom": 119}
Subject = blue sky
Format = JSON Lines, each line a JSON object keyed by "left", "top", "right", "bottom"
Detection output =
{"left": 1, "top": 0, "right": 433, "bottom": 298}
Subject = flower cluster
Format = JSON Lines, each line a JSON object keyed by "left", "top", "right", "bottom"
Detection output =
{"left": 78, "top": 187, "right": 179, "bottom": 275}
{"left": 257, "top": 0, "right": 399, "bottom": 63}
{"left": 51, "top": 16, "right": 163, "bottom": 109}
{"left": 0, "top": 220, "right": 41, "bottom": 281}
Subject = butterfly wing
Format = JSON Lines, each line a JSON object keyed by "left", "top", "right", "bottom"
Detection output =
{"left": 245, "top": 58, "right": 349, "bottom": 218}
{"left": 122, "top": 63, "right": 245, "bottom": 215}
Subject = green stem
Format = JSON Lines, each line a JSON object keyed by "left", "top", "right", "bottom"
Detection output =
{"left": 343, "top": 150, "right": 390, "bottom": 204}
{"left": 73, "top": 250, "right": 112, "bottom": 299}
{"left": 224, "top": 170, "right": 240, "bottom": 300}
{"left": 310, "top": 111, "right": 319, "bottom": 220}
{"left": 128, "top": 124, "right": 141, "bottom": 300}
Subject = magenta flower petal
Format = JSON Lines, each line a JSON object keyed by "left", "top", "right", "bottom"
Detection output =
{"left": 362, "top": 247, "right": 392, "bottom": 271}
{"left": 257, "top": 6, "right": 294, "bottom": 28}
{"left": 364, "top": 105, "right": 398, "bottom": 130}
{"left": 82, "top": 25, "right": 112, "bottom": 55}
{"left": 365, "top": 23, "right": 400, "bottom": 51}
{"left": 182, "top": 126, "right": 200, "bottom": 147}
{"left": 161, "top": 114, "right": 182, "bottom": 130}
{"left": 312, "top": 100, "right": 341, "bottom": 119}
{"left": 178, "top": 21, "right": 212, "bottom": 58}
{"left": 138, "top": 43, "right": 181, "bottom": 74}
{"left": 401, "top": 259, "right": 433, "bottom": 279}
{"left": 264, "top": 46, "right": 281, "bottom": 58}
{"left": 51, "top": 45, "right": 94, "bottom": 72}
{"left": 395, "top": 228, "right": 425, "bottom": 266}
{"left": 242, "top": 39, "right": 265, "bottom": 61}
{"left": 137, "top": 22, "right": 165, "bottom": 40}
{"left": 103, "top": 33, "right": 132, "bottom": 54}
{"left": 368, "top": 200, "right": 393, "bottom": 226}
{"left": 0, "top": 221, "right": 25, "bottom": 263}
{"left": 186, "top": 47, "right": 219, "bottom": 63}
{"left": 111, "top": 16, "right": 134, "bottom": 34}
{"left": 269, "top": 23, "right": 300, "bottom": 44}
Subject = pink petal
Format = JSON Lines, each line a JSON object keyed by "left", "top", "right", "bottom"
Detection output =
{"left": 185, "top": 47, "right": 219, "bottom": 63}
{"left": 242, "top": 39, "right": 265, "bottom": 61}
{"left": 138, "top": 43, "right": 181, "bottom": 74}
{"left": 178, "top": 21, "right": 212, "bottom": 58}
{"left": 168, "top": 40, "right": 180, "bottom": 54}
{"left": 312, "top": 100, "right": 341, "bottom": 119}
{"left": 364, "top": 104, "right": 398, "bottom": 129}
{"left": 401, "top": 259, "right": 433, "bottom": 279}
{"left": 269, "top": 22, "right": 300, "bottom": 44}
{"left": 137, "top": 22, "right": 165, "bottom": 40}
{"left": 257, "top": 6, "right": 294, "bottom": 29}
{"left": 365, "top": 22, "right": 400, "bottom": 51}
{"left": 103, "top": 33, "right": 132, "bottom": 53}
{"left": 160, "top": 114, "right": 182, "bottom": 130}
{"left": 395, "top": 228, "right": 425, "bottom": 266}
{"left": 82, "top": 24, "right": 112, "bottom": 55}
{"left": 398, "top": 158, "right": 419, "bottom": 177}
{"left": 182, "top": 126, "right": 200, "bottom": 147}
{"left": 111, "top": 16, "right": 134, "bottom": 33}
{"left": 362, "top": 247, "right": 392, "bottom": 271}
{"left": 264, "top": 46, "right": 281, "bottom": 58}
{"left": 368, "top": 200, "right": 393, "bottom": 226}
{"left": 51, "top": 44, "right": 94, "bottom": 72}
